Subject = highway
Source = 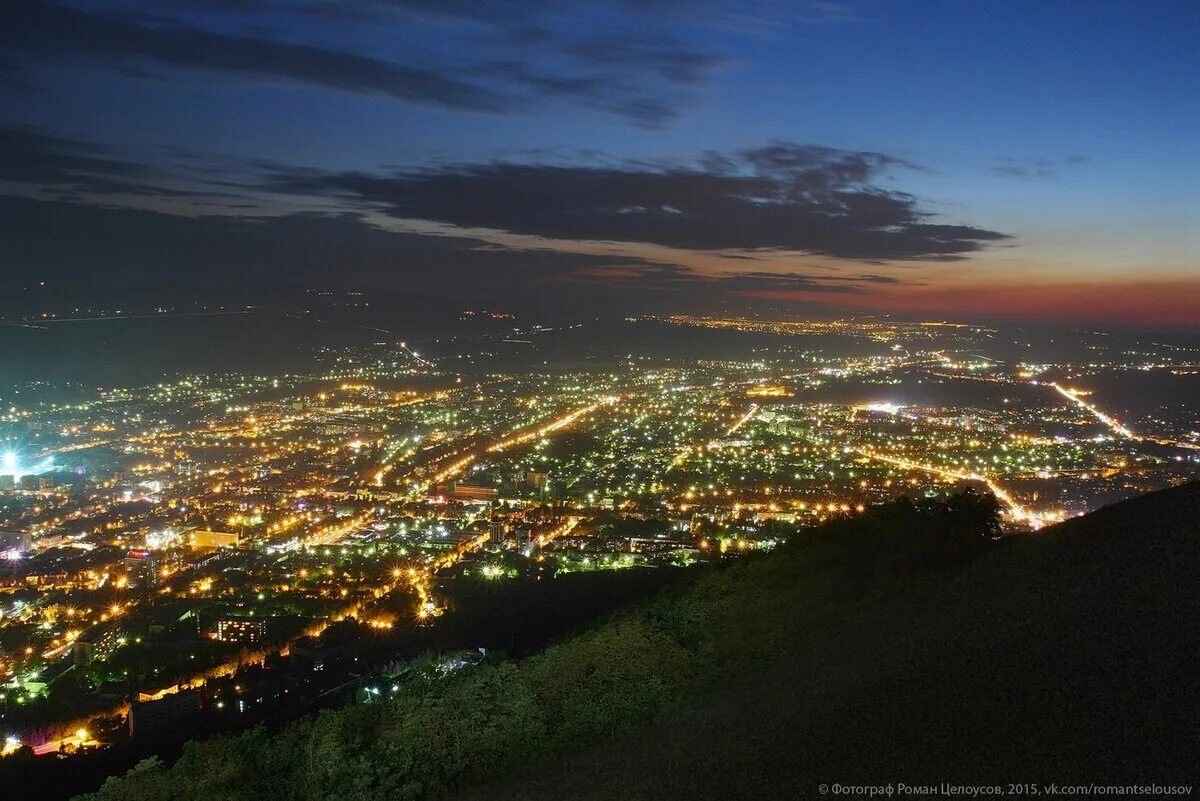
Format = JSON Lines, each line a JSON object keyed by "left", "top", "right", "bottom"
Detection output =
{"left": 854, "top": 448, "right": 1063, "bottom": 530}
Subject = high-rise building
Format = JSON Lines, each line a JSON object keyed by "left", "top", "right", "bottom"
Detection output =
{"left": 515, "top": 527, "right": 533, "bottom": 548}
{"left": 18, "top": 474, "right": 38, "bottom": 491}
{"left": 0, "top": 529, "right": 32, "bottom": 557}
{"left": 123, "top": 550, "right": 159, "bottom": 588}
{"left": 74, "top": 623, "right": 124, "bottom": 665}
{"left": 129, "top": 690, "right": 201, "bottom": 737}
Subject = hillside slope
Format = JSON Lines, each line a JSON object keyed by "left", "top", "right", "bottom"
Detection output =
{"left": 67, "top": 485, "right": 1200, "bottom": 800}
{"left": 464, "top": 483, "right": 1200, "bottom": 799}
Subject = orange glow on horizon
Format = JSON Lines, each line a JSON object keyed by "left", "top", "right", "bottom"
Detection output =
{"left": 741, "top": 278, "right": 1200, "bottom": 327}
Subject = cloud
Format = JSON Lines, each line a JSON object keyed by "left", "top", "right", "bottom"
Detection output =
{"left": 563, "top": 32, "right": 730, "bottom": 86}
{"left": 552, "top": 262, "right": 900, "bottom": 297}
{"left": 0, "top": 125, "right": 219, "bottom": 198}
{"left": 225, "top": 0, "right": 558, "bottom": 25}
{"left": 261, "top": 143, "right": 1009, "bottom": 261}
{"left": 3, "top": 1, "right": 512, "bottom": 113}
{"left": 616, "top": 0, "right": 865, "bottom": 31}
{"left": 162, "top": 0, "right": 856, "bottom": 32}
{"left": 0, "top": 126, "right": 252, "bottom": 203}
{"left": 0, "top": 128, "right": 988, "bottom": 311}
{"left": 0, "top": 126, "right": 139, "bottom": 184}
{"left": 2, "top": 1, "right": 733, "bottom": 125}
{"left": 0, "top": 194, "right": 901, "bottom": 317}
{"left": 469, "top": 60, "right": 682, "bottom": 127}
{"left": 714, "top": 269, "right": 902, "bottom": 292}
{"left": 0, "top": 194, "right": 640, "bottom": 299}
{"left": 989, "top": 154, "right": 1092, "bottom": 179}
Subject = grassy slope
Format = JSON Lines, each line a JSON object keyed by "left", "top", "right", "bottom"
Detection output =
{"left": 463, "top": 483, "right": 1200, "bottom": 799}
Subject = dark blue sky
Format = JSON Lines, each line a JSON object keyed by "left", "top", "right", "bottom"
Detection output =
{"left": 1, "top": 0, "right": 1197, "bottom": 324}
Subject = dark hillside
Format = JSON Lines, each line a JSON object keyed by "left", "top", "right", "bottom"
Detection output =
{"left": 65, "top": 485, "right": 1200, "bottom": 800}
{"left": 463, "top": 483, "right": 1200, "bottom": 799}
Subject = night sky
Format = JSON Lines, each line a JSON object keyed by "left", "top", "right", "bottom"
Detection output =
{"left": 2, "top": 1, "right": 1197, "bottom": 326}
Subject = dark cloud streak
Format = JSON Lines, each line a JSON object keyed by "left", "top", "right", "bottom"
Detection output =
{"left": 3, "top": 0, "right": 511, "bottom": 112}
{"left": 0, "top": 125, "right": 246, "bottom": 200}
{"left": 262, "top": 143, "right": 1010, "bottom": 261}
{"left": 0, "top": 195, "right": 899, "bottom": 316}
{"left": 3, "top": 0, "right": 730, "bottom": 125}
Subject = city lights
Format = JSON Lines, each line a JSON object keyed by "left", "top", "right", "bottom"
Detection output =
{"left": 0, "top": 312, "right": 1194, "bottom": 769}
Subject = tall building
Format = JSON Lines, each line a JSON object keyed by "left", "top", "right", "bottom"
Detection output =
{"left": 123, "top": 550, "right": 159, "bottom": 588}
{"left": 0, "top": 529, "right": 32, "bottom": 557}
{"left": 73, "top": 623, "right": 124, "bottom": 665}
{"left": 18, "top": 474, "right": 38, "bottom": 491}
{"left": 0, "top": 474, "right": 14, "bottom": 491}
{"left": 129, "top": 690, "right": 201, "bottom": 737}
{"left": 515, "top": 527, "right": 533, "bottom": 548}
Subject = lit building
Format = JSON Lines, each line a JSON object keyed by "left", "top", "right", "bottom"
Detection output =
{"left": 449, "top": 482, "right": 499, "bottom": 500}
{"left": 129, "top": 689, "right": 201, "bottom": 737}
{"left": 191, "top": 530, "right": 240, "bottom": 549}
{"left": 123, "top": 550, "right": 159, "bottom": 588}
{"left": 0, "top": 529, "right": 32, "bottom": 556}
{"left": 73, "top": 623, "right": 124, "bottom": 666}
{"left": 216, "top": 618, "right": 266, "bottom": 644}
